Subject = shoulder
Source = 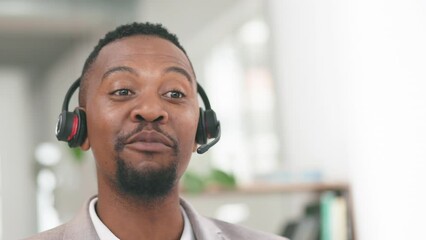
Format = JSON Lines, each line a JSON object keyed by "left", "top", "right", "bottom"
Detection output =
{"left": 207, "top": 217, "right": 288, "bottom": 240}
{"left": 180, "top": 198, "right": 287, "bottom": 240}
{"left": 22, "top": 224, "right": 66, "bottom": 240}
{"left": 22, "top": 196, "right": 99, "bottom": 240}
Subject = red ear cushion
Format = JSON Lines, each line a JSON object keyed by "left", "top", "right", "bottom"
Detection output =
{"left": 68, "top": 109, "right": 87, "bottom": 148}
{"left": 67, "top": 115, "right": 79, "bottom": 141}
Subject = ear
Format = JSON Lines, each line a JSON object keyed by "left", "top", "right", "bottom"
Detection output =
{"left": 80, "top": 136, "right": 90, "bottom": 151}
{"left": 192, "top": 142, "right": 198, "bottom": 152}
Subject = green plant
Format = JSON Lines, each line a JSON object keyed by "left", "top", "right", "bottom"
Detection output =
{"left": 182, "top": 168, "right": 236, "bottom": 193}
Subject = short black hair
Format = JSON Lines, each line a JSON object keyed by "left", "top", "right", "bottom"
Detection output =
{"left": 78, "top": 22, "right": 191, "bottom": 106}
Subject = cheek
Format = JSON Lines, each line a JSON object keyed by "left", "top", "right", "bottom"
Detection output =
{"left": 86, "top": 103, "right": 125, "bottom": 173}
{"left": 173, "top": 110, "right": 199, "bottom": 176}
{"left": 87, "top": 108, "right": 117, "bottom": 145}
{"left": 175, "top": 110, "right": 198, "bottom": 147}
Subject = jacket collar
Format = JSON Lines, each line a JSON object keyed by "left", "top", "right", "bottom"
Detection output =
{"left": 62, "top": 196, "right": 226, "bottom": 240}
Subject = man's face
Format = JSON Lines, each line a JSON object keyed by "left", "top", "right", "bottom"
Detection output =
{"left": 82, "top": 35, "right": 199, "bottom": 198}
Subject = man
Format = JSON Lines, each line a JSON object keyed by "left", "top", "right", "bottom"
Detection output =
{"left": 25, "top": 22, "right": 287, "bottom": 240}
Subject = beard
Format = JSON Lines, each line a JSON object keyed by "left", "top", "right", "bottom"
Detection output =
{"left": 114, "top": 123, "right": 180, "bottom": 202}
{"left": 115, "top": 155, "right": 178, "bottom": 202}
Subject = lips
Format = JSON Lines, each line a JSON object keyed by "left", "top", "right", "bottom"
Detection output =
{"left": 125, "top": 130, "right": 174, "bottom": 152}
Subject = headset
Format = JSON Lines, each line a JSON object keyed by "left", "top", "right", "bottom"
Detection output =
{"left": 55, "top": 78, "right": 221, "bottom": 154}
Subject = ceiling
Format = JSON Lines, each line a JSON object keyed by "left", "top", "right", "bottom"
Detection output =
{"left": 0, "top": 0, "right": 137, "bottom": 74}
{"left": 0, "top": 0, "right": 255, "bottom": 76}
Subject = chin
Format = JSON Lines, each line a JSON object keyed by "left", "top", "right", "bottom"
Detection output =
{"left": 115, "top": 155, "right": 178, "bottom": 199}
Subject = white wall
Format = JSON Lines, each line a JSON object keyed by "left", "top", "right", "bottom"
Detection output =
{"left": 268, "top": 0, "right": 426, "bottom": 239}
{"left": 40, "top": 37, "right": 100, "bottom": 226}
{"left": 0, "top": 68, "right": 36, "bottom": 239}
{"left": 268, "top": 0, "right": 349, "bottom": 180}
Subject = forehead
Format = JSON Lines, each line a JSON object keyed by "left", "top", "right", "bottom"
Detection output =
{"left": 93, "top": 35, "right": 193, "bottom": 77}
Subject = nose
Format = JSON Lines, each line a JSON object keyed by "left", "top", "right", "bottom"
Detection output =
{"left": 130, "top": 95, "right": 168, "bottom": 124}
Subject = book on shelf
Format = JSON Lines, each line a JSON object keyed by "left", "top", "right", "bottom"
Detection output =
{"left": 320, "top": 191, "right": 348, "bottom": 240}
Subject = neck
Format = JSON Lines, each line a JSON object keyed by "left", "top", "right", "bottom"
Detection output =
{"left": 96, "top": 181, "right": 184, "bottom": 240}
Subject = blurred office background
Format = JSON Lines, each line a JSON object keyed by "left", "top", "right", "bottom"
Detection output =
{"left": 1, "top": 0, "right": 426, "bottom": 239}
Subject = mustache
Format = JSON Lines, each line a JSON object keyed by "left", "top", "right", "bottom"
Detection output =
{"left": 114, "top": 122, "right": 178, "bottom": 153}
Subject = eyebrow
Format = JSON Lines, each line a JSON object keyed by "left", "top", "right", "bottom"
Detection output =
{"left": 102, "top": 66, "right": 138, "bottom": 80}
{"left": 164, "top": 66, "right": 193, "bottom": 84}
{"left": 101, "top": 65, "right": 193, "bottom": 83}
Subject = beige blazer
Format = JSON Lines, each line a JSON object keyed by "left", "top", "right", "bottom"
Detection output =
{"left": 23, "top": 196, "right": 287, "bottom": 240}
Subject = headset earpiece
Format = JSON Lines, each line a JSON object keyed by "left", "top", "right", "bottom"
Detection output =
{"left": 195, "top": 84, "right": 221, "bottom": 154}
{"left": 195, "top": 108, "right": 207, "bottom": 144}
{"left": 195, "top": 108, "right": 219, "bottom": 144}
{"left": 55, "top": 78, "right": 87, "bottom": 147}
{"left": 55, "top": 108, "right": 87, "bottom": 148}
{"left": 204, "top": 109, "right": 219, "bottom": 138}
{"left": 56, "top": 111, "right": 76, "bottom": 142}
{"left": 69, "top": 108, "right": 87, "bottom": 147}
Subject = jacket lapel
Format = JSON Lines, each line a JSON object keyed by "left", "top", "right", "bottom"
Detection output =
{"left": 63, "top": 196, "right": 100, "bottom": 240}
{"left": 180, "top": 198, "right": 228, "bottom": 240}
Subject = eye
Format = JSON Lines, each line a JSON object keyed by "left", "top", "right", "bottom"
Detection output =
{"left": 112, "top": 89, "right": 133, "bottom": 96}
{"left": 164, "top": 90, "right": 185, "bottom": 99}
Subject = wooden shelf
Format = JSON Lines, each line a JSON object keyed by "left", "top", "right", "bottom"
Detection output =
{"left": 182, "top": 181, "right": 350, "bottom": 195}
{"left": 237, "top": 182, "right": 350, "bottom": 194}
